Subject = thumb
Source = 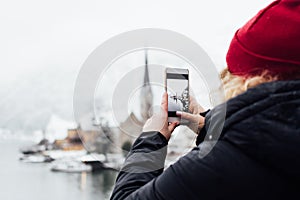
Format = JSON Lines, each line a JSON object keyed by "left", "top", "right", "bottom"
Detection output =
{"left": 176, "top": 111, "right": 198, "bottom": 123}
{"left": 168, "top": 121, "right": 179, "bottom": 133}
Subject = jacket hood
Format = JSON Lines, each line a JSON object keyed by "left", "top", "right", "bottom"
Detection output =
{"left": 219, "top": 80, "right": 300, "bottom": 179}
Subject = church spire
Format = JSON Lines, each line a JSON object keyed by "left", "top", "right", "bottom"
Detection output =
{"left": 144, "top": 50, "right": 150, "bottom": 84}
{"left": 140, "top": 49, "right": 153, "bottom": 122}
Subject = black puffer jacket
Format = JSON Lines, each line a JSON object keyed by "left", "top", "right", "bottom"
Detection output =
{"left": 111, "top": 80, "right": 300, "bottom": 200}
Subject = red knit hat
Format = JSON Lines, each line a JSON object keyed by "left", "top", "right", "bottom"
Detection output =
{"left": 226, "top": 0, "right": 300, "bottom": 80}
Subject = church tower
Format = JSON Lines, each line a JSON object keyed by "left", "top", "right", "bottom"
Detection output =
{"left": 140, "top": 50, "right": 153, "bottom": 122}
{"left": 117, "top": 50, "right": 154, "bottom": 150}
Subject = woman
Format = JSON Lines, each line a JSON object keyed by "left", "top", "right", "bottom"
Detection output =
{"left": 111, "top": 0, "right": 300, "bottom": 199}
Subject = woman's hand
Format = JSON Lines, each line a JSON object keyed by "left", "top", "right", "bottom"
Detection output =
{"left": 143, "top": 92, "right": 179, "bottom": 141}
{"left": 189, "top": 95, "right": 206, "bottom": 114}
{"left": 176, "top": 96, "right": 205, "bottom": 134}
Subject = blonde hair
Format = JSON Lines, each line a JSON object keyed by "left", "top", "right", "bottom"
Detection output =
{"left": 220, "top": 68, "right": 278, "bottom": 100}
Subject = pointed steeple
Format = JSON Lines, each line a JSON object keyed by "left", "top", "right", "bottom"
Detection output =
{"left": 140, "top": 49, "right": 153, "bottom": 122}
{"left": 144, "top": 50, "right": 150, "bottom": 85}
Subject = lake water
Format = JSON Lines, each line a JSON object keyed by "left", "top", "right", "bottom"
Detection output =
{"left": 0, "top": 140, "right": 118, "bottom": 200}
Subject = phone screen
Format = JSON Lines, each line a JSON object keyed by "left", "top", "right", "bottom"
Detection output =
{"left": 166, "top": 68, "right": 189, "bottom": 123}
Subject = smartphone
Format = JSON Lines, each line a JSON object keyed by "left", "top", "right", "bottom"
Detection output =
{"left": 165, "top": 68, "right": 189, "bottom": 124}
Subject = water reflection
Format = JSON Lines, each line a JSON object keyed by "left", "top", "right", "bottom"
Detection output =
{"left": 77, "top": 170, "right": 117, "bottom": 198}
{"left": 75, "top": 170, "right": 118, "bottom": 199}
{"left": 80, "top": 172, "right": 87, "bottom": 191}
{"left": 0, "top": 141, "right": 118, "bottom": 200}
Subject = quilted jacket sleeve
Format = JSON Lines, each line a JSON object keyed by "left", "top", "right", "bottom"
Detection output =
{"left": 110, "top": 131, "right": 169, "bottom": 200}
{"left": 109, "top": 129, "right": 226, "bottom": 200}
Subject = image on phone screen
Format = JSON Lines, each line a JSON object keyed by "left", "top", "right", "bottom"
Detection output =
{"left": 166, "top": 68, "right": 189, "bottom": 123}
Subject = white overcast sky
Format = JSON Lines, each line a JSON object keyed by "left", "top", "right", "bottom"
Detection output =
{"left": 1, "top": 0, "right": 273, "bottom": 85}
{"left": 0, "top": 0, "right": 274, "bottom": 130}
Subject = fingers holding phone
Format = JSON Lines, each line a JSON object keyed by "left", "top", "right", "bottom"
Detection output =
{"left": 165, "top": 67, "right": 206, "bottom": 134}
{"left": 189, "top": 95, "right": 205, "bottom": 114}
{"left": 143, "top": 92, "right": 179, "bottom": 140}
{"left": 176, "top": 111, "right": 205, "bottom": 134}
